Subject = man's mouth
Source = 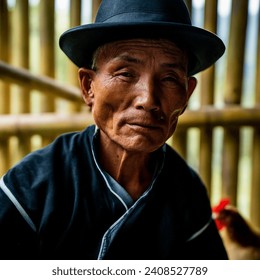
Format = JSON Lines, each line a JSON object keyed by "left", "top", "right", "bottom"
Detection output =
{"left": 127, "top": 122, "right": 161, "bottom": 130}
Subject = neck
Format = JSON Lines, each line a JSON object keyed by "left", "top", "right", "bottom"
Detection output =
{"left": 96, "top": 134, "right": 157, "bottom": 200}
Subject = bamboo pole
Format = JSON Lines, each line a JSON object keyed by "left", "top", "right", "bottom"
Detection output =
{"left": 0, "top": 106, "right": 259, "bottom": 137}
{"left": 0, "top": 136, "right": 9, "bottom": 176}
{"left": 11, "top": 0, "right": 31, "bottom": 163}
{"left": 0, "top": 61, "right": 82, "bottom": 102}
{"left": 39, "top": 0, "right": 55, "bottom": 147}
{"left": 67, "top": 0, "right": 82, "bottom": 112}
{"left": 200, "top": 0, "right": 217, "bottom": 106}
{"left": 69, "top": 0, "right": 81, "bottom": 84}
{"left": 0, "top": 0, "right": 10, "bottom": 114}
{"left": 39, "top": 0, "right": 55, "bottom": 112}
{"left": 12, "top": 0, "right": 30, "bottom": 113}
{"left": 172, "top": 128, "right": 187, "bottom": 159}
{"left": 179, "top": 106, "right": 260, "bottom": 128}
{"left": 171, "top": 0, "right": 192, "bottom": 159}
{"left": 199, "top": 0, "right": 218, "bottom": 196}
{"left": 0, "top": 0, "right": 10, "bottom": 176}
{"left": 92, "top": 0, "right": 102, "bottom": 22}
{"left": 251, "top": 9, "right": 260, "bottom": 228}
{"left": 0, "top": 113, "right": 93, "bottom": 137}
{"left": 222, "top": 0, "right": 248, "bottom": 205}
{"left": 0, "top": 0, "right": 9, "bottom": 100}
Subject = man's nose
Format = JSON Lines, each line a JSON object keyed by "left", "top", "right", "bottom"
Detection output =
{"left": 134, "top": 77, "right": 160, "bottom": 111}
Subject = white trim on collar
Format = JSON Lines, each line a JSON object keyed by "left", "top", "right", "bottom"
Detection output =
{"left": 0, "top": 176, "right": 37, "bottom": 232}
{"left": 186, "top": 218, "right": 212, "bottom": 242}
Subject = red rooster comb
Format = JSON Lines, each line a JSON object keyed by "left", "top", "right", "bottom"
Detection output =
{"left": 212, "top": 198, "right": 230, "bottom": 230}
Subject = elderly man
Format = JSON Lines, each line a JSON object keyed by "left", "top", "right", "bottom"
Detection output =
{"left": 0, "top": 0, "right": 228, "bottom": 259}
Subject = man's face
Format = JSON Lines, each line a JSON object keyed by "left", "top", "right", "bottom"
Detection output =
{"left": 79, "top": 39, "right": 197, "bottom": 153}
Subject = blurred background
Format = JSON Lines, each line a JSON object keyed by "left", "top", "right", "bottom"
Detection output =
{"left": 0, "top": 0, "right": 260, "bottom": 231}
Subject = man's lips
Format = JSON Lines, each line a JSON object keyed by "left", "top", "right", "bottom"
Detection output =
{"left": 127, "top": 122, "right": 162, "bottom": 130}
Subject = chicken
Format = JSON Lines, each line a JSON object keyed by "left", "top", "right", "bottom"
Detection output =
{"left": 213, "top": 199, "right": 260, "bottom": 260}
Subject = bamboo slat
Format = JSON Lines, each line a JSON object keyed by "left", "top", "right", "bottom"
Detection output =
{"left": 0, "top": 106, "right": 259, "bottom": 137}
{"left": 12, "top": 0, "right": 31, "bottom": 161}
{"left": 171, "top": 0, "right": 193, "bottom": 159}
{"left": 67, "top": 0, "right": 82, "bottom": 112}
{"left": 251, "top": 9, "right": 260, "bottom": 228}
{"left": 39, "top": 0, "right": 55, "bottom": 146}
{"left": 39, "top": 0, "right": 55, "bottom": 113}
{"left": 0, "top": 0, "right": 10, "bottom": 176}
{"left": 12, "top": 0, "right": 30, "bottom": 113}
{"left": 179, "top": 106, "right": 260, "bottom": 128}
{"left": 0, "top": 61, "right": 82, "bottom": 102}
{"left": 0, "top": 113, "right": 93, "bottom": 137}
{"left": 199, "top": 0, "right": 218, "bottom": 196}
{"left": 0, "top": 136, "right": 9, "bottom": 176}
{"left": 172, "top": 128, "right": 187, "bottom": 159}
{"left": 252, "top": 130, "right": 260, "bottom": 228}
{"left": 222, "top": 0, "right": 249, "bottom": 205}
{"left": 92, "top": 0, "right": 102, "bottom": 22}
{"left": 0, "top": 0, "right": 10, "bottom": 114}
{"left": 70, "top": 0, "right": 81, "bottom": 30}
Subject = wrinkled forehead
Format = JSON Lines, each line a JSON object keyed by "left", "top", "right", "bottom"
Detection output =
{"left": 91, "top": 38, "right": 188, "bottom": 69}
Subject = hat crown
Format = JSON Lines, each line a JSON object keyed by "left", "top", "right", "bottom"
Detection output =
{"left": 59, "top": 0, "right": 225, "bottom": 76}
{"left": 95, "top": 0, "right": 191, "bottom": 25}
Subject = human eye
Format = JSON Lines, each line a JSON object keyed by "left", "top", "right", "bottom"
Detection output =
{"left": 162, "top": 72, "right": 186, "bottom": 89}
{"left": 119, "top": 71, "right": 133, "bottom": 77}
{"left": 113, "top": 68, "right": 136, "bottom": 82}
{"left": 163, "top": 75, "right": 178, "bottom": 82}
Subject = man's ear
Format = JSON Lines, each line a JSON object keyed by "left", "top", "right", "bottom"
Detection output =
{"left": 180, "top": 76, "right": 197, "bottom": 115}
{"left": 187, "top": 76, "right": 197, "bottom": 98}
{"left": 78, "top": 68, "right": 96, "bottom": 108}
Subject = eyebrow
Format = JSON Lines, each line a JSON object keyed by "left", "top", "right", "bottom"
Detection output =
{"left": 161, "top": 63, "right": 187, "bottom": 73}
{"left": 114, "top": 54, "right": 143, "bottom": 65}
{"left": 113, "top": 54, "right": 187, "bottom": 72}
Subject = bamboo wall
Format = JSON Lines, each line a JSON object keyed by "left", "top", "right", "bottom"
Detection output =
{"left": 0, "top": 0, "right": 260, "bottom": 228}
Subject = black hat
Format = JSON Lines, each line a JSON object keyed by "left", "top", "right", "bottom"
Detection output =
{"left": 59, "top": 0, "right": 225, "bottom": 76}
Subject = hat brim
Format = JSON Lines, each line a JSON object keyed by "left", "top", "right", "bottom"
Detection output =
{"left": 59, "top": 22, "right": 225, "bottom": 76}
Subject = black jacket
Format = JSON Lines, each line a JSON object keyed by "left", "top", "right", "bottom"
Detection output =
{"left": 0, "top": 125, "right": 227, "bottom": 260}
